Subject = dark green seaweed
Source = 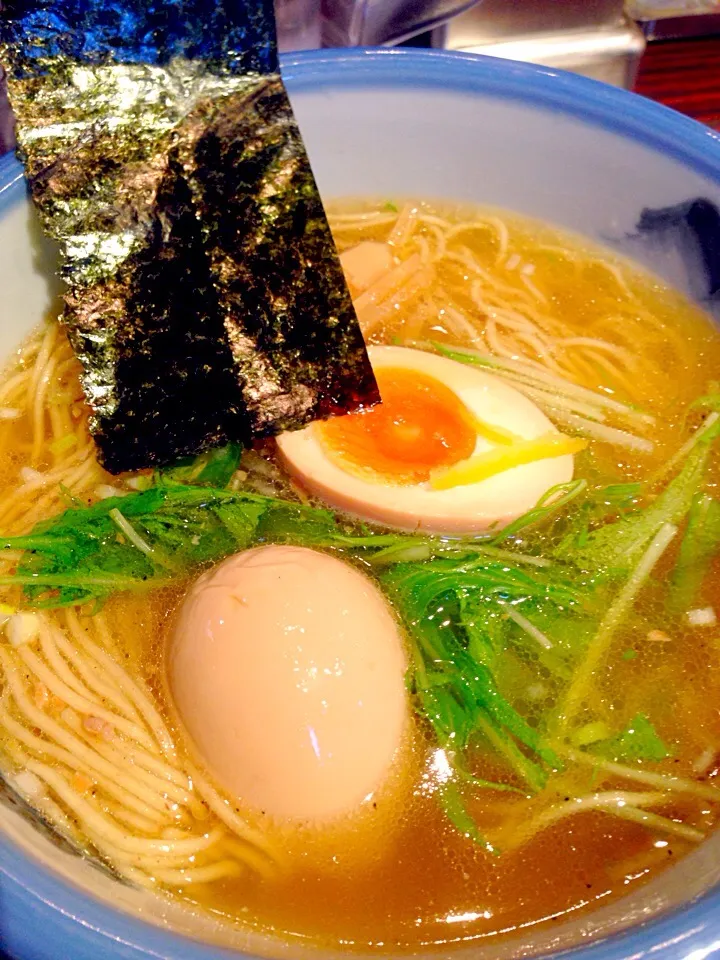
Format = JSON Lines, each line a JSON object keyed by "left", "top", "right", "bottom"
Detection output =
{"left": 0, "top": 0, "right": 379, "bottom": 474}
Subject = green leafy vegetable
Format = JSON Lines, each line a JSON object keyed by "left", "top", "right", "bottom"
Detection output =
{"left": 591, "top": 714, "right": 671, "bottom": 763}
{"left": 0, "top": 474, "right": 585, "bottom": 611}
{"left": 552, "top": 482, "right": 642, "bottom": 558}
{"left": 557, "top": 520, "right": 679, "bottom": 731}
{"left": 690, "top": 385, "right": 720, "bottom": 413}
{"left": 158, "top": 443, "right": 243, "bottom": 488}
{"left": 380, "top": 556, "right": 568, "bottom": 801}
{"left": 475, "top": 713, "right": 548, "bottom": 794}
{"left": 437, "top": 781, "right": 495, "bottom": 852}
{"left": 670, "top": 493, "right": 720, "bottom": 614}
{"left": 489, "top": 480, "right": 588, "bottom": 545}
{"left": 557, "top": 425, "right": 719, "bottom": 576}
{"left": 0, "top": 484, "right": 334, "bottom": 607}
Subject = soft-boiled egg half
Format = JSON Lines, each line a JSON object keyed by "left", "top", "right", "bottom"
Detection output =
{"left": 277, "top": 346, "right": 584, "bottom": 535}
{"left": 168, "top": 545, "right": 409, "bottom": 824}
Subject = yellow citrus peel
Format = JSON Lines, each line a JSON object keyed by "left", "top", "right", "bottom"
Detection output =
{"left": 429, "top": 433, "right": 588, "bottom": 490}
{"left": 466, "top": 411, "right": 523, "bottom": 446}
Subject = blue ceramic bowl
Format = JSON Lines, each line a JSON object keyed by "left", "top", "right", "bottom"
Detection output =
{"left": 2, "top": 47, "right": 720, "bottom": 960}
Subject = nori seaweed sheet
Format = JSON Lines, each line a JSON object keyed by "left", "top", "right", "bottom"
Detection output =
{"left": 0, "top": 0, "right": 379, "bottom": 473}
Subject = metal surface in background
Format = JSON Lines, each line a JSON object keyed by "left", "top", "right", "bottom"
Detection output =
{"left": 629, "top": 0, "right": 720, "bottom": 38}
{"left": 434, "top": 0, "right": 647, "bottom": 88}
{"left": 628, "top": 0, "right": 720, "bottom": 17}
{"left": 636, "top": 13, "right": 720, "bottom": 39}
{"left": 319, "top": 0, "right": 479, "bottom": 47}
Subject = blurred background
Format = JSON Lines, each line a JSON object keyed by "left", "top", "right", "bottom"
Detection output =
{"left": 277, "top": 0, "right": 720, "bottom": 129}
{"left": 2, "top": 0, "right": 719, "bottom": 152}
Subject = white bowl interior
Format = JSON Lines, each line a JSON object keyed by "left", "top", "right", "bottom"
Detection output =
{"left": 2, "top": 57, "right": 720, "bottom": 959}
{"left": 291, "top": 76, "right": 720, "bottom": 320}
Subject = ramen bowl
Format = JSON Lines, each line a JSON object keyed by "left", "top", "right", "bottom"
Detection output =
{"left": 1, "top": 47, "right": 720, "bottom": 960}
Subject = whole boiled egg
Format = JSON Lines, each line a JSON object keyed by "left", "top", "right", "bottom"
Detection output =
{"left": 168, "top": 545, "right": 409, "bottom": 824}
{"left": 276, "top": 346, "right": 582, "bottom": 535}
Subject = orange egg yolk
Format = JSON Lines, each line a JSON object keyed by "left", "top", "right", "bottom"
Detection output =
{"left": 317, "top": 367, "right": 478, "bottom": 484}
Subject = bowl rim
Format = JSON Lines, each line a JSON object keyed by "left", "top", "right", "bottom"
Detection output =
{"left": 0, "top": 149, "right": 25, "bottom": 215}
{"left": 2, "top": 44, "right": 720, "bottom": 960}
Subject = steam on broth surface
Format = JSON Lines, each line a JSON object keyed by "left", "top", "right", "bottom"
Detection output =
{"left": 0, "top": 198, "right": 720, "bottom": 951}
